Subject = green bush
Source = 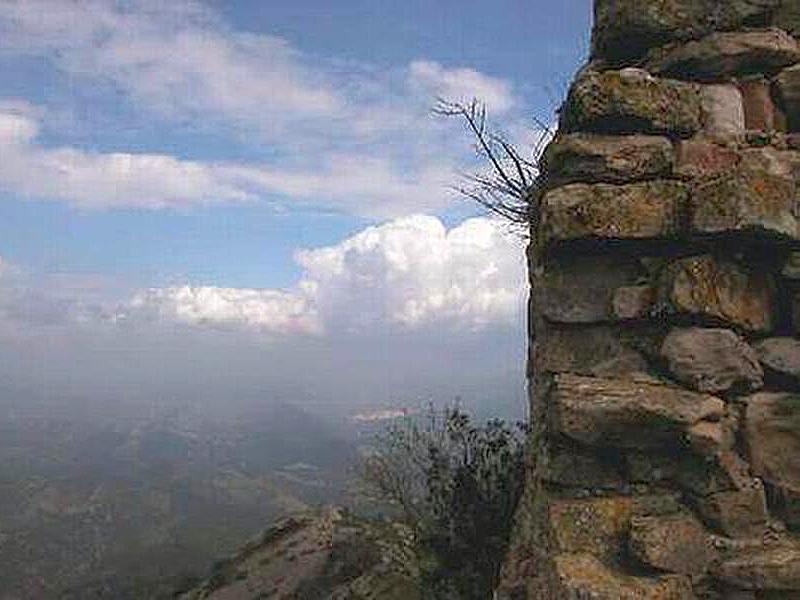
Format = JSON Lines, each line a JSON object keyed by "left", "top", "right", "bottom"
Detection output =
{"left": 362, "top": 406, "right": 527, "bottom": 599}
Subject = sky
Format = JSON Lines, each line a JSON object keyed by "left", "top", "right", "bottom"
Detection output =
{"left": 0, "top": 0, "right": 591, "bottom": 418}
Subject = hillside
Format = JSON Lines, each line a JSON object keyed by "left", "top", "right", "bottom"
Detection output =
{"left": 0, "top": 403, "right": 357, "bottom": 599}
{"left": 177, "top": 506, "right": 420, "bottom": 600}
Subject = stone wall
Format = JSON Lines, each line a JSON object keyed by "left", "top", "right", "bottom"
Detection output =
{"left": 499, "top": 1, "right": 800, "bottom": 597}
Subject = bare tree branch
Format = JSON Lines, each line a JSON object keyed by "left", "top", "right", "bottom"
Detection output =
{"left": 434, "top": 97, "right": 553, "bottom": 228}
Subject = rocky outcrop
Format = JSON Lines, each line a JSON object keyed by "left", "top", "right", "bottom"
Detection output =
{"left": 178, "top": 507, "right": 420, "bottom": 600}
{"left": 498, "top": 2, "right": 800, "bottom": 597}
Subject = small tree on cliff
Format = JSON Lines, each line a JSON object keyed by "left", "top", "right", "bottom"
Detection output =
{"left": 433, "top": 98, "right": 553, "bottom": 228}
{"left": 362, "top": 406, "right": 527, "bottom": 598}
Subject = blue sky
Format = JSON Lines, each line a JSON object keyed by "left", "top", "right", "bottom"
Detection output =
{"left": 0, "top": 0, "right": 591, "bottom": 414}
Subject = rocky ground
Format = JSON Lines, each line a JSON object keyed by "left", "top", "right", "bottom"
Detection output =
{"left": 178, "top": 506, "right": 420, "bottom": 600}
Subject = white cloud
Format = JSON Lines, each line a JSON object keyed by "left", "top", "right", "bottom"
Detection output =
{"left": 0, "top": 108, "right": 459, "bottom": 216}
{"left": 0, "top": 0, "right": 339, "bottom": 130}
{"left": 0, "top": 111, "right": 252, "bottom": 209}
{"left": 408, "top": 60, "right": 516, "bottom": 114}
{"left": 126, "top": 215, "right": 525, "bottom": 335}
{"left": 126, "top": 286, "right": 321, "bottom": 336}
{"left": 0, "top": 1, "right": 523, "bottom": 216}
{"left": 0, "top": 1, "right": 517, "bottom": 136}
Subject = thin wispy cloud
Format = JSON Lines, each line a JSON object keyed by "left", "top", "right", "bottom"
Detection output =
{"left": 0, "top": 0, "right": 522, "bottom": 217}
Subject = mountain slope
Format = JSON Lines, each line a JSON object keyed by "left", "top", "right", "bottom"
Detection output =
{"left": 179, "top": 506, "right": 420, "bottom": 600}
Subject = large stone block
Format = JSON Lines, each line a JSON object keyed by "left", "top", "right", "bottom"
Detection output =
{"left": 560, "top": 69, "right": 702, "bottom": 137}
{"left": 649, "top": 28, "right": 800, "bottom": 81}
{"left": 700, "top": 85, "right": 747, "bottom": 138}
{"left": 533, "top": 324, "right": 655, "bottom": 378}
{"left": 542, "top": 133, "right": 674, "bottom": 185}
{"left": 695, "top": 482, "right": 769, "bottom": 537}
{"left": 538, "top": 256, "right": 644, "bottom": 324}
{"left": 690, "top": 164, "right": 799, "bottom": 241}
{"left": 746, "top": 393, "right": 800, "bottom": 484}
{"left": 540, "top": 181, "right": 687, "bottom": 245}
{"left": 549, "top": 497, "right": 633, "bottom": 561}
{"left": 549, "top": 374, "right": 725, "bottom": 449}
{"left": 552, "top": 553, "right": 694, "bottom": 599}
{"left": 773, "top": 1, "right": 800, "bottom": 37}
{"left": 613, "top": 285, "right": 656, "bottom": 321}
{"left": 676, "top": 138, "right": 742, "bottom": 179}
{"left": 658, "top": 255, "right": 775, "bottom": 333}
{"left": 660, "top": 327, "right": 763, "bottom": 394}
{"left": 716, "top": 543, "right": 800, "bottom": 590}
{"left": 740, "top": 77, "right": 778, "bottom": 131}
{"left": 629, "top": 447, "right": 754, "bottom": 497}
{"left": 777, "top": 63, "right": 800, "bottom": 131}
{"left": 629, "top": 514, "right": 717, "bottom": 575}
{"left": 754, "top": 337, "right": 800, "bottom": 386}
{"left": 783, "top": 251, "right": 800, "bottom": 279}
{"left": 592, "top": 0, "right": 780, "bottom": 62}
{"left": 540, "top": 445, "right": 627, "bottom": 491}
{"left": 745, "top": 392, "right": 800, "bottom": 527}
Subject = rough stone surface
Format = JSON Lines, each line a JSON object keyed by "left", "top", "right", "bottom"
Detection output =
{"left": 659, "top": 255, "right": 775, "bottom": 333}
{"left": 649, "top": 28, "right": 800, "bottom": 81}
{"left": 700, "top": 84, "right": 747, "bottom": 137}
{"left": 660, "top": 327, "right": 763, "bottom": 393}
{"left": 540, "top": 181, "right": 687, "bottom": 245}
{"left": 549, "top": 497, "right": 633, "bottom": 561}
{"left": 628, "top": 448, "right": 755, "bottom": 497}
{"left": 774, "top": 2, "right": 800, "bottom": 37}
{"left": 696, "top": 483, "right": 769, "bottom": 537}
{"left": 560, "top": 69, "right": 702, "bottom": 137}
{"left": 501, "top": 1, "right": 800, "bottom": 597}
{"left": 740, "top": 77, "right": 778, "bottom": 130}
{"left": 629, "top": 514, "right": 716, "bottom": 575}
{"left": 540, "top": 446, "right": 627, "bottom": 491}
{"left": 534, "top": 324, "right": 655, "bottom": 378}
{"left": 549, "top": 374, "right": 725, "bottom": 448}
{"left": 612, "top": 285, "right": 655, "bottom": 320}
{"left": 778, "top": 63, "right": 800, "bottom": 132}
{"left": 691, "top": 165, "right": 799, "bottom": 241}
{"left": 754, "top": 337, "right": 800, "bottom": 385}
{"left": 783, "top": 251, "right": 800, "bottom": 279}
{"left": 716, "top": 543, "right": 800, "bottom": 590}
{"left": 552, "top": 553, "right": 694, "bottom": 599}
{"left": 592, "top": 0, "right": 780, "bottom": 62}
{"left": 539, "top": 256, "right": 644, "bottom": 324}
{"left": 542, "top": 133, "right": 675, "bottom": 185}
{"left": 746, "top": 393, "right": 800, "bottom": 527}
{"left": 681, "top": 450, "right": 755, "bottom": 496}
{"left": 676, "top": 138, "right": 742, "bottom": 179}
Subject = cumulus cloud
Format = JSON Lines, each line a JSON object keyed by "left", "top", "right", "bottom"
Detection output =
{"left": 126, "top": 286, "right": 321, "bottom": 336}
{"left": 0, "top": 257, "right": 118, "bottom": 330}
{"left": 0, "top": 1, "right": 523, "bottom": 216}
{"left": 0, "top": 217, "right": 523, "bottom": 336}
{"left": 126, "top": 215, "right": 525, "bottom": 335}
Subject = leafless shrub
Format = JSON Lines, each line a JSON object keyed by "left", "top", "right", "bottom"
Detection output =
{"left": 433, "top": 98, "right": 553, "bottom": 228}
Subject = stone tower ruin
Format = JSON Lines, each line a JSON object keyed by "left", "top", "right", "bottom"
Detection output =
{"left": 498, "top": 1, "right": 800, "bottom": 597}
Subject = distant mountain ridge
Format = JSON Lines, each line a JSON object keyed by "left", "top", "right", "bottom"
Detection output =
{"left": 0, "top": 402, "right": 357, "bottom": 599}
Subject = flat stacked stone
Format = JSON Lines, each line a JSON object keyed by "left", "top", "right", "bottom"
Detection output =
{"left": 497, "top": 0, "right": 800, "bottom": 597}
